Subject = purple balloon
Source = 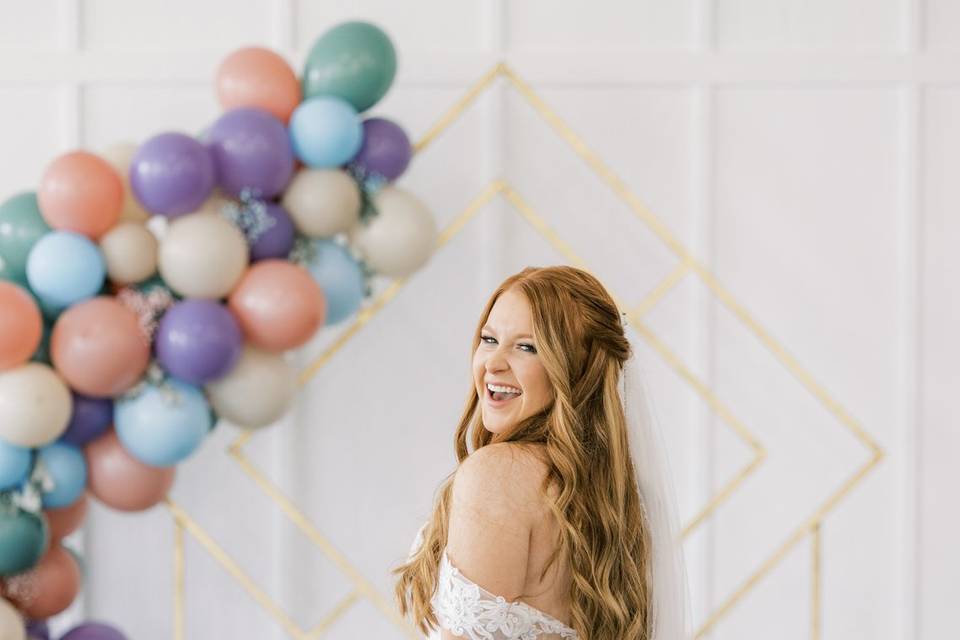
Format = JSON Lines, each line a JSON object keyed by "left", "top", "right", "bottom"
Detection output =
{"left": 348, "top": 117, "right": 411, "bottom": 183}
{"left": 130, "top": 132, "right": 216, "bottom": 217}
{"left": 60, "top": 622, "right": 127, "bottom": 640}
{"left": 250, "top": 202, "right": 296, "bottom": 261}
{"left": 59, "top": 392, "right": 113, "bottom": 447}
{"left": 155, "top": 300, "right": 243, "bottom": 385}
{"left": 25, "top": 619, "right": 49, "bottom": 640}
{"left": 206, "top": 107, "right": 294, "bottom": 199}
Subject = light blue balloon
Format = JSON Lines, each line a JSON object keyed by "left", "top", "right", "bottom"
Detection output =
{"left": 289, "top": 96, "right": 363, "bottom": 168}
{"left": 115, "top": 378, "right": 211, "bottom": 467}
{"left": 37, "top": 442, "right": 87, "bottom": 509}
{"left": 26, "top": 231, "right": 105, "bottom": 310}
{"left": 302, "top": 239, "right": 366, "bottom": 325}
{"left": 0, "top": 440, "right": 31, "bottom": 490}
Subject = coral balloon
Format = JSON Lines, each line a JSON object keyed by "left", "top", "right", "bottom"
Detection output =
{"left": 216, "top": 46, "right": 300, "bottom": 123}
{"left": 0, "top": 363, "right": 71, "bottom": 447}
{"left": 2, "top": 545, "right": 80, "bottom": 619}
{"left": 43, "top": 493, "right": 88, "bottom": 543}
{"left": 84, "top": 430, "right": 175, "bottom": 512}
{"left": 228, "top": 260, "right": 325, "bottom": 351}
{"left": 205, "top": 345, "right": 296, "bottom": 429}
{"left": 37, "top": 151, "right": 122, "bottom": 240}
{"left": 50, "top": 297, "right": 150, "bottom": 397}
{"left": 0, "top": 282, "right": 42, "bottom": 370}
{"left": 98, "top": 221, "right": 158, "bottom": 285}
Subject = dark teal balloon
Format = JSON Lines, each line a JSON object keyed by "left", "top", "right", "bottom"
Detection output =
{"left": 0, "top": 505, "right": 48, "bottom": 577}
{"left": 0, "top": 192, "right": 51, "bottom": 287}
{"left": 302, "top": 21, "right": 397, "bottom": 113}
{"left": 30, "top": 319, "right": 53, "bottom": 365}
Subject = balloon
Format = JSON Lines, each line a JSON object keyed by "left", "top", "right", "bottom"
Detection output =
{"left": 348, "top": 186, "right": 437, "bottom": 277}
{"left": 24, "top": 617, "right": 44, "bottom": 640}
{"left": 60, "top": 622, "right": 128, "bottom": 640}
{"left": 50, "top": 297, "right": 150, "bottom": 398}
{"left": 157, "top": 212, "right": 248, "bottom": 299}
{"left": 0, "top": 508, "right": 47, "bottom": 577}
{"left": 155, "top": 299, "right": 243, "bottom": 384}
{"left": 84, "top": 430, "right": 174, "bottom": 512}
{"left": 0, "top": 363, "right": 71, "bottom": 447}
{"left": 99, "top": 142, "right": 151, "bottom": 223}
{"left": 129, "top": 132, "right": 215, "bottom": 218}
{"left": 300, "top": 239, "right": 366, "bottom": 325}
{"left": 59, "top": 392, "right": 112, "bottom": 447}
{"left": 348, "top": 117, "right": 412, "bottom": 184}
{"left": 205, "top": 346, "right": 296, "bottom": 429}
{"left": 228, "top": 260, "right": 325, "bottom": 351}
{"left": 2, "top": 545, "right": 80, "bottom": 618}
{"left": 205, "top": 107, "right": 294, "bottom": 199}
{"left": 37, "top": 151, "right": 122, "bottom": 240}
{"left": 281, "top": 169, "right": 361, "bottom": 238}
{"left": 36, "top": 443, "right": 86, "bottom": 509}
{"left": 114, "top": 378, "right": 211, "bottom": 467}
{"left": 0, "top": 282, "right": 42, "bottom": 370}
{"left": 0, "top": 440, "right": 31, "bottom": 490}
{"left": 26, "top": 231, "right": 106, "bottom": 312}
{"left": 0, "top": 598, "right": 25, "bottom": 640}
{"left": 246, "top": 202, "right": 295, "bottom": 261}
{"left": 0, "top": 192, "right": 51, "bottom": 286}
{"left": 98, "top": 222, "right": 158, "bottom": 285}
{"left": 216, "top": 47, "right": 300, "bottom": 124}
{"left": 302, "top": 21, "right": 396, "bottom": 112}
{"left": 289, "top": 97, "right": 363, "bottom": 169}
{"left": 43, "top": 493, "right": 87, "bottom": 543}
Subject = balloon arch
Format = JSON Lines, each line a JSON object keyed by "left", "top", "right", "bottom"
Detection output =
{"left": 0, "top": 21, "right": 435, "bottom": 639}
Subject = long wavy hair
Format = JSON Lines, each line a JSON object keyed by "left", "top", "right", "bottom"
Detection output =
{"left": 392, "top": 265, "right": 654, "bottom": 638}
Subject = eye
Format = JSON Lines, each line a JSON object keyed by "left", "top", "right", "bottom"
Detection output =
{"left": 480, "top": 335, "right": 537, "bottom": 354}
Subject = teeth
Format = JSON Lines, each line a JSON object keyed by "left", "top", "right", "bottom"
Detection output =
{"left": 487, "top": 383, "right": 521, "bottom": 395}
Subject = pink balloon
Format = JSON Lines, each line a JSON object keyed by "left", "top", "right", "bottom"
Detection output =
{"left": 85, "top": 429, "right": 175, "bottom": 512}
{"left": 2, "top": 544, "right": 80, "bottom": 619}
{"left": 38, "top": 151, "right": 123, "bottom": 240}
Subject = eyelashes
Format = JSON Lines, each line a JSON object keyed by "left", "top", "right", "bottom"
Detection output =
{"left": 480, "top": 335, "right": 537, "bottom": 354}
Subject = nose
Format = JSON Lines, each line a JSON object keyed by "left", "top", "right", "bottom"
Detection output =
{"left": 484, "top": 344, "right": 510, "bottom": 373}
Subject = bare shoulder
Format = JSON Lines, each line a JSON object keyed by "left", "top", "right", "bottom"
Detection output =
{"left": 453, "top": 443, "right": 553, "bottom": 524}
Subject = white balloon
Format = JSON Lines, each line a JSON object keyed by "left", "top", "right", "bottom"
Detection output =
{"left": 348, "top": 186, "right": 437, "bottom": 278}
{"left": 158, "top": 211, "right": 249, "bottom": 298}
{"left": 0, "top": 363, "right": 71, "bottom": 447}
{"left": 205, "top": 346, "right": 296, "bottom": 429}
{"left": 99, "top": 221, "right": 158, "bottom": 285}
{"left": 0, "top": 598, "right": 24, "bottom": 640}
{"left": 282, "top": 169, "right": 361, "bottom": 237}
{"left": 100, "top": 141, "right": 151, "bottom": 224}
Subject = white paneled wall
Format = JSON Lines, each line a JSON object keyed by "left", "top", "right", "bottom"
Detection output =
{"left": 0, "top": 1, "right": 955, "bottom": 639}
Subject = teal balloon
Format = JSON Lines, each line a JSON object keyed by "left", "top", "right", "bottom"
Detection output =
{"left": 302, "top": 21, "right": 397, "bottom": 112}
{"left": 302, "top": 239, "right": 366, "bottom": 325}
{"left": 289, "top": 97, "right": 363, "bottom": 168}
{"left": 0, "top": 192, "right": 51, "bottom": 286}
{"left": 115, "top": 378, "right": 211, "bottom": 467}
{"left": 0, "top": 441, "right": 31, "bottom": 490}
{"left": 30, "top": 320, "right": 53, "bottom": 364}
{"left": 26, "top": 231, "right": 105, "bottom": 310}
{"left": 37, "top": 442, "right": 87, "bottom": 509}
{"left": 0, "top": 506, "right": 48, "bottom": 577}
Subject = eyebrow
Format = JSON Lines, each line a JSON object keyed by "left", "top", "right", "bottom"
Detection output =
{"left": 481, "top": 325, "right": 534, "bottom": 340}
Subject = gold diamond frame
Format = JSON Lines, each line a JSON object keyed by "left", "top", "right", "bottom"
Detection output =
{"left": 161, "top": 63, "right": 885, "bottom": 639}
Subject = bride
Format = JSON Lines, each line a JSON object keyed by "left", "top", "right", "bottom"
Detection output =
{"left": 393, "top": 265, "right": 691, "bottom": 639}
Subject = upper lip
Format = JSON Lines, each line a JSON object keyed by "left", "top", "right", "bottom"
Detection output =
{"left": 485, "top": 380, "right": 522, "bottom": 391}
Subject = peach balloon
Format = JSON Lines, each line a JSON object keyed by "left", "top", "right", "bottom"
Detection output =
{"left": 0, "top": 282, "right": 41, "bottom": 370}
{"left": 51, "top": 296, "right": 150, "bottom": 397}
{"left": 85, "top": 429, "right": 175, "bottom": 512}
{"left": 38, "top": 150, "right": 123, "bottom": 240}
{"left": 2, "top": 545, "right": 80, "bottom": 619}
{"left": 44, "top": 493, "right": 88, "bottom": 543}
{"left": 216, "top": 47, "right": 301, "bottom": 123}
{"left": 228, "top": 260, "right": 325, "bottom": 351}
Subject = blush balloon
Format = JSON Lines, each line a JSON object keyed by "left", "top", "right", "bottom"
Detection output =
{"left": 84, "top": 430, "right": 175, "bottom": 512}
{"left": 2, "top": 545, "right": 80, "bottom": 619}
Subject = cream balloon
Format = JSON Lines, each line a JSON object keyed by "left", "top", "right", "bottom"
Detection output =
{"left": 158, "top": 211, "right": 249, "bottom": 298}
{"left": 348, "top": 186, "right": 437, "bottom": 277}
{"left": 0, "top": 598, "right": 24, "bottom": 640}
{"left": 99, "top": 221, "right": 158, "bottom": 284}
{"left": 281, "top": 169, "right": 361, "bottom": 237}
{"left": 205, "top": 346, "right": 296, "bottom": 429}
{"left": 100, "top": 141, "right": 151, "bottom": 223}
{"left": 0, "top": 363, "right": 71, "bottom": 447}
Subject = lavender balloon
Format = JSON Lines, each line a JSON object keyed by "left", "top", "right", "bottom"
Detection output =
{"left": 206, "top": 107, "right": 294, "bottom": 199}
{"left": 59, "top": 392, "right": 112, "bottom": 447}
{"left": 348, "top": 117, "right": 411, "bottom": 184}
{"left": 155, "top": 300, "right": 243, "bottom": 384}
{"left": 250, "top": 202, "right": 296, "bottom": 261}
{"left": 60, "top": 622, "right": 127, "bottom": 640}
{"left": 130, "top": 132, "right": 216, "bottom": 217}
{"left": 25, "top": 619, "right": 49, "bottom": 640}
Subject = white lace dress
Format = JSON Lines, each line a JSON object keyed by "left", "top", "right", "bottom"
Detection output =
{"left": 408, "top": 523, "right": 578, "bottom": 640}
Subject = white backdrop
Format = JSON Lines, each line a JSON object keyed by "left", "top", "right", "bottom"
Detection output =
{"left": 0, "top": 1, "right": 956, "bottom": 639}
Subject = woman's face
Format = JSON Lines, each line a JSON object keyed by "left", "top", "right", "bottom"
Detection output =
{"left": 472, "top": 288, "right": 553, "bottom": 434}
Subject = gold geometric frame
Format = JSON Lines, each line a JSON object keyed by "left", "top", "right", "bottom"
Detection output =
{"left": 160, "top": 63, "right": 885, "bottom": 640}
